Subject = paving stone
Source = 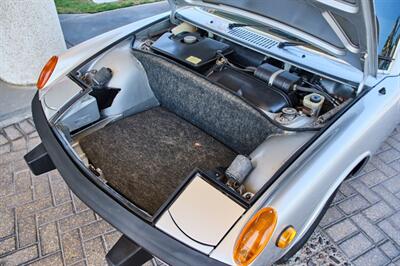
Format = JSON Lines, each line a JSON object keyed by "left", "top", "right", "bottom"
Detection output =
{"left": 17, "top": 215, "right": 37, "bottom": 248}
{"left": 28, "top": 252, "right": 64, "bottom": 266}
{"left": 59, "top": 209, "right": 96, "bottom": 232}
{"left": 0, "top": 164, "right": 13, "bottom": 198}
{"left": 84, "top": 236, "right": 107, "bottom": 266}
{"left": 319, "top": 206, "right": 344, "bottom": 228}
{"left": 351, "top": 213, "right": 385, "bottom": 243}
{"left": 61, "top": 229, "right": 85, "bottom": 265}
{"left": 0, "top": 150, "right": 27, "bottom": 165}
{"left": 361, "top": 169, "right": 390, "bottom": 187}
{"left": 0, "top": 244, "right": 39, "bottom": 265}
{"left": 5, "top": 188, "right": 33, "bottom": 208}
{"left": 27, "top": 137, "right": 41, "bottom": 151}
{"left": 51, "top": 178, "right": 71, "bottom": 205}
{"left": 370, "top": 156, "right": 398, "bottom": 178}
{"left": 387, "top": 137, "right": 400, "bottom": 152}
{"left": 37, "top": 202, "right": 74, "bottom": 225}
{"left": 326, "top": 219, "right": 358, "bottom": 242}
{"left": 18, "top": 120, "right": 35, "bottom": 135}
{"left": 383, "top": 175, "right": 400, "bottom": 194}
{"left": 333, "top": 191, "right": 346, "bottom": 203}
{"left": 339, "top": 233, "right": 373, "bottom": 258}
{"left": 339, "top": 182, "right": 356, "bottom": 197}
{"left": 363, "top": 201, "right": 394, "bottom": 222}
{"left": 0, "top": 208, "right": 15, "bottom": 238}
{"left": 372, "top": 185, "right": 400, "bottom": 210}
{"left": 378, "top": 220, "right": 400, "bottom": 246}
{"left": 389, "top": 212, "right": 400, "bottom": 230}
{"left": 389, "top": 159, "right": 400, "bottom": 172}
{"left": 379, "top": 241, "right": 400, "bottom": 259}
{"left": 363, "top": 161, "right": 377, "bottom": 173}
{"left": 15, "top": 196, "right": 53, "bottom": 218}
{"left": 0, "top": 143, "right": 11, "bottom": 155}
{"left": 0, "top": 133, "right": 8, "bottom": 145}
{"left": 353, "top": 247, "right": 390, "bottom": 266}
{"left": 81, "top": 219, "right": 114, "bottom": 241}
{"left": 39, "top": 222, "right": 60, "bottom": 255}
{"left": 351, "top": 180, "right": 380, "bottom": 204}
{"left": 3, "top": 125, "right": 22, "bottom": 140}
{"left": 338, "top": 194, "right": 370, "bottom": 214}
{"left": 0, "top": 237, "right": 16, "bottom": 256}
{"left": 11, "top": 137, "right": 27, "bottom": 152}
{"left": 72, "top": 193, "right": 89, "bottom": 213}
{"left": 376, "top": 141, "right": 392, "bottom": 154}
{"left": 378, "top": 149, "right": 400, "bottom": 164}
{"left": 14, "top": 170, "right": 32, "bottom": 193}
{"left": 32, "top": 174, "right": 51, "bottom": 198}
{"left": 70, "top": 259, "right": 87, "bottom": 266}
{"left": 13, "top": 158, "right": 29, "bottom": 172}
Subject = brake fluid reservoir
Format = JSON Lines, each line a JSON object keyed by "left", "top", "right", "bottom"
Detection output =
{"left": 303, "top": 93, "right": 325, "bottom": 116}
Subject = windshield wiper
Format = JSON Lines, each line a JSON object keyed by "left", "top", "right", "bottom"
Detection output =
{"left": 277, "top": 41, "right": 308, "bottom": 48}
{"left": 228, "top": 23, "right": 263, "bottom": 29}
{"left": 378, "top": 55, "right": 393, "bottom": 62}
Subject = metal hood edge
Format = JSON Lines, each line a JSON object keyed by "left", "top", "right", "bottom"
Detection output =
{"left": 168, "top": 0, "right": 378, "bottom": 77}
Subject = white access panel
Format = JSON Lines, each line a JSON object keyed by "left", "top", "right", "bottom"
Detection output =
{"left": 156, "top": 175, "right": 245, "bottom": 254}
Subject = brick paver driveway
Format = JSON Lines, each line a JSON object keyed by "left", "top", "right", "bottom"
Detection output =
{"left": 0, "top": 118, "right": 399, "bottom": 266}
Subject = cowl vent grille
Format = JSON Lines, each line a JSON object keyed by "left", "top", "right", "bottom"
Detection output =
{"left": 227, "top": 27, "right": 278, "bottom": 49}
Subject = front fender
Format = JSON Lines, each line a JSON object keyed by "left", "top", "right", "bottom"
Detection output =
{"left": 39, "top": 12, "right": 170, "bottom": 100}
{"left": 211, "top": 75, "right": 400, "bottom": 265}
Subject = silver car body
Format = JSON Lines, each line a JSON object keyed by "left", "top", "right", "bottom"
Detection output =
{"left": 37, "top": 2, "right": 400, "bottom": 265}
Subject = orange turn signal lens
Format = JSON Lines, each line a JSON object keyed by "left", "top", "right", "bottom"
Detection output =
{"left": 276, "top": 226, "right": 297, "bottom": 249}
{"left": 37, "top": 56, "right": 58, "bottom": 90}
{"left": 233, "top": 207, "right": 277, "bottom": 266}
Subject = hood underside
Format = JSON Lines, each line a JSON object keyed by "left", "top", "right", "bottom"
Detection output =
{"left": 169, "top": 0, "right": 378, "bottom": 76}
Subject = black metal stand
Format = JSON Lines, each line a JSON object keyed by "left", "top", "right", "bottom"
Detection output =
{"left": 106, "top": 235, "right": 153, "bottom": 266}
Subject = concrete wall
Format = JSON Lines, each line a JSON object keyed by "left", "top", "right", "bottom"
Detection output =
{"left": 0, "top": 0, "right": 66, "bottom": 85}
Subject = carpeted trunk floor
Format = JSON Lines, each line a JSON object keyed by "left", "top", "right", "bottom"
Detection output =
{"left": 79, "top": 107, "right": 236, "bottom": 215}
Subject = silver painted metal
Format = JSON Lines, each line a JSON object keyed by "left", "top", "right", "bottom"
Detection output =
{"left": 86, "top": 38, "right": 159, "bottom": 118}
{"left": 36, "top": 2, "right": 400, "bottom": 266}
{"left": 156, "top": 175, "right": 245, "bottom": 254}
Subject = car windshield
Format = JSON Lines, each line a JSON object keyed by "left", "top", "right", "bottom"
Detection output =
{"left": 375, "top": 0, "right": 400, "bottom": 70}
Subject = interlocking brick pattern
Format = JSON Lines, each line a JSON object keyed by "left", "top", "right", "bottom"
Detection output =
{"left": 0, "top": 119, "right": 121, "bottom": 266}
{"left": 0, "top": 118, "right": 398, "bottom": 266}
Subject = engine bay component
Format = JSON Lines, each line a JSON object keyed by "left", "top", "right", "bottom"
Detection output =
{"left": 303, "top": 93, "right": 325, "bottom": 116}
{"left": 276, "top": 107, "right": 297, "bottom": 123}
{"left": 209, "top": 67, "right": 291, "bottom": 113}
{"left": 81, "top": 67, "right": 112, "bottom": 89}
{"left": 226, "top": 155, "right": 253, "bottom": 184}
{"left": 254, "top": 63, "right": 301, "bottom": 92}
{"left": 274, "top": 107, "right": 313, "bottom": 127}
{"left": 170, "top": 22, "right": 197, "bottom": 36}
{"left": 151, "top": 32, "right": 232, "bottom": 68}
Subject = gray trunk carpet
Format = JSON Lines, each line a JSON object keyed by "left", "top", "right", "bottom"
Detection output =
{"left": 79, "top": 107, "right": 236, "bottom": 215}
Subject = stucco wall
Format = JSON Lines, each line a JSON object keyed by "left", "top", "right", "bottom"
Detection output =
{"left": 0, "top": 0, "right": 66, "bottom": 85}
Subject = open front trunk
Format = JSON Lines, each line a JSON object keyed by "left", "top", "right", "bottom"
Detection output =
{"left": 73, "top": 49, "right": 282, "bottom": 217}
{"left": 53, "top": 18, "right": 356, "bottom": 221}
{"left": 79, "top": 107, "right": 237, "bottom": 215}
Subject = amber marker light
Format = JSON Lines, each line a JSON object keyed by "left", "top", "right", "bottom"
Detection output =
{"left": 233, "top": 207, "right": 277, "bottom": 266}
{"left": 276, "top": 226, "right": 297, "bottom": 249}
{"left": 37, "top": 56, "right": 58, "bottom": 90}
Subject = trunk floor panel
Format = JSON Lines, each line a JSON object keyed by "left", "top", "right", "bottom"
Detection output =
{"left": 79, "top": 107, "right": 237, "bottom": 215}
